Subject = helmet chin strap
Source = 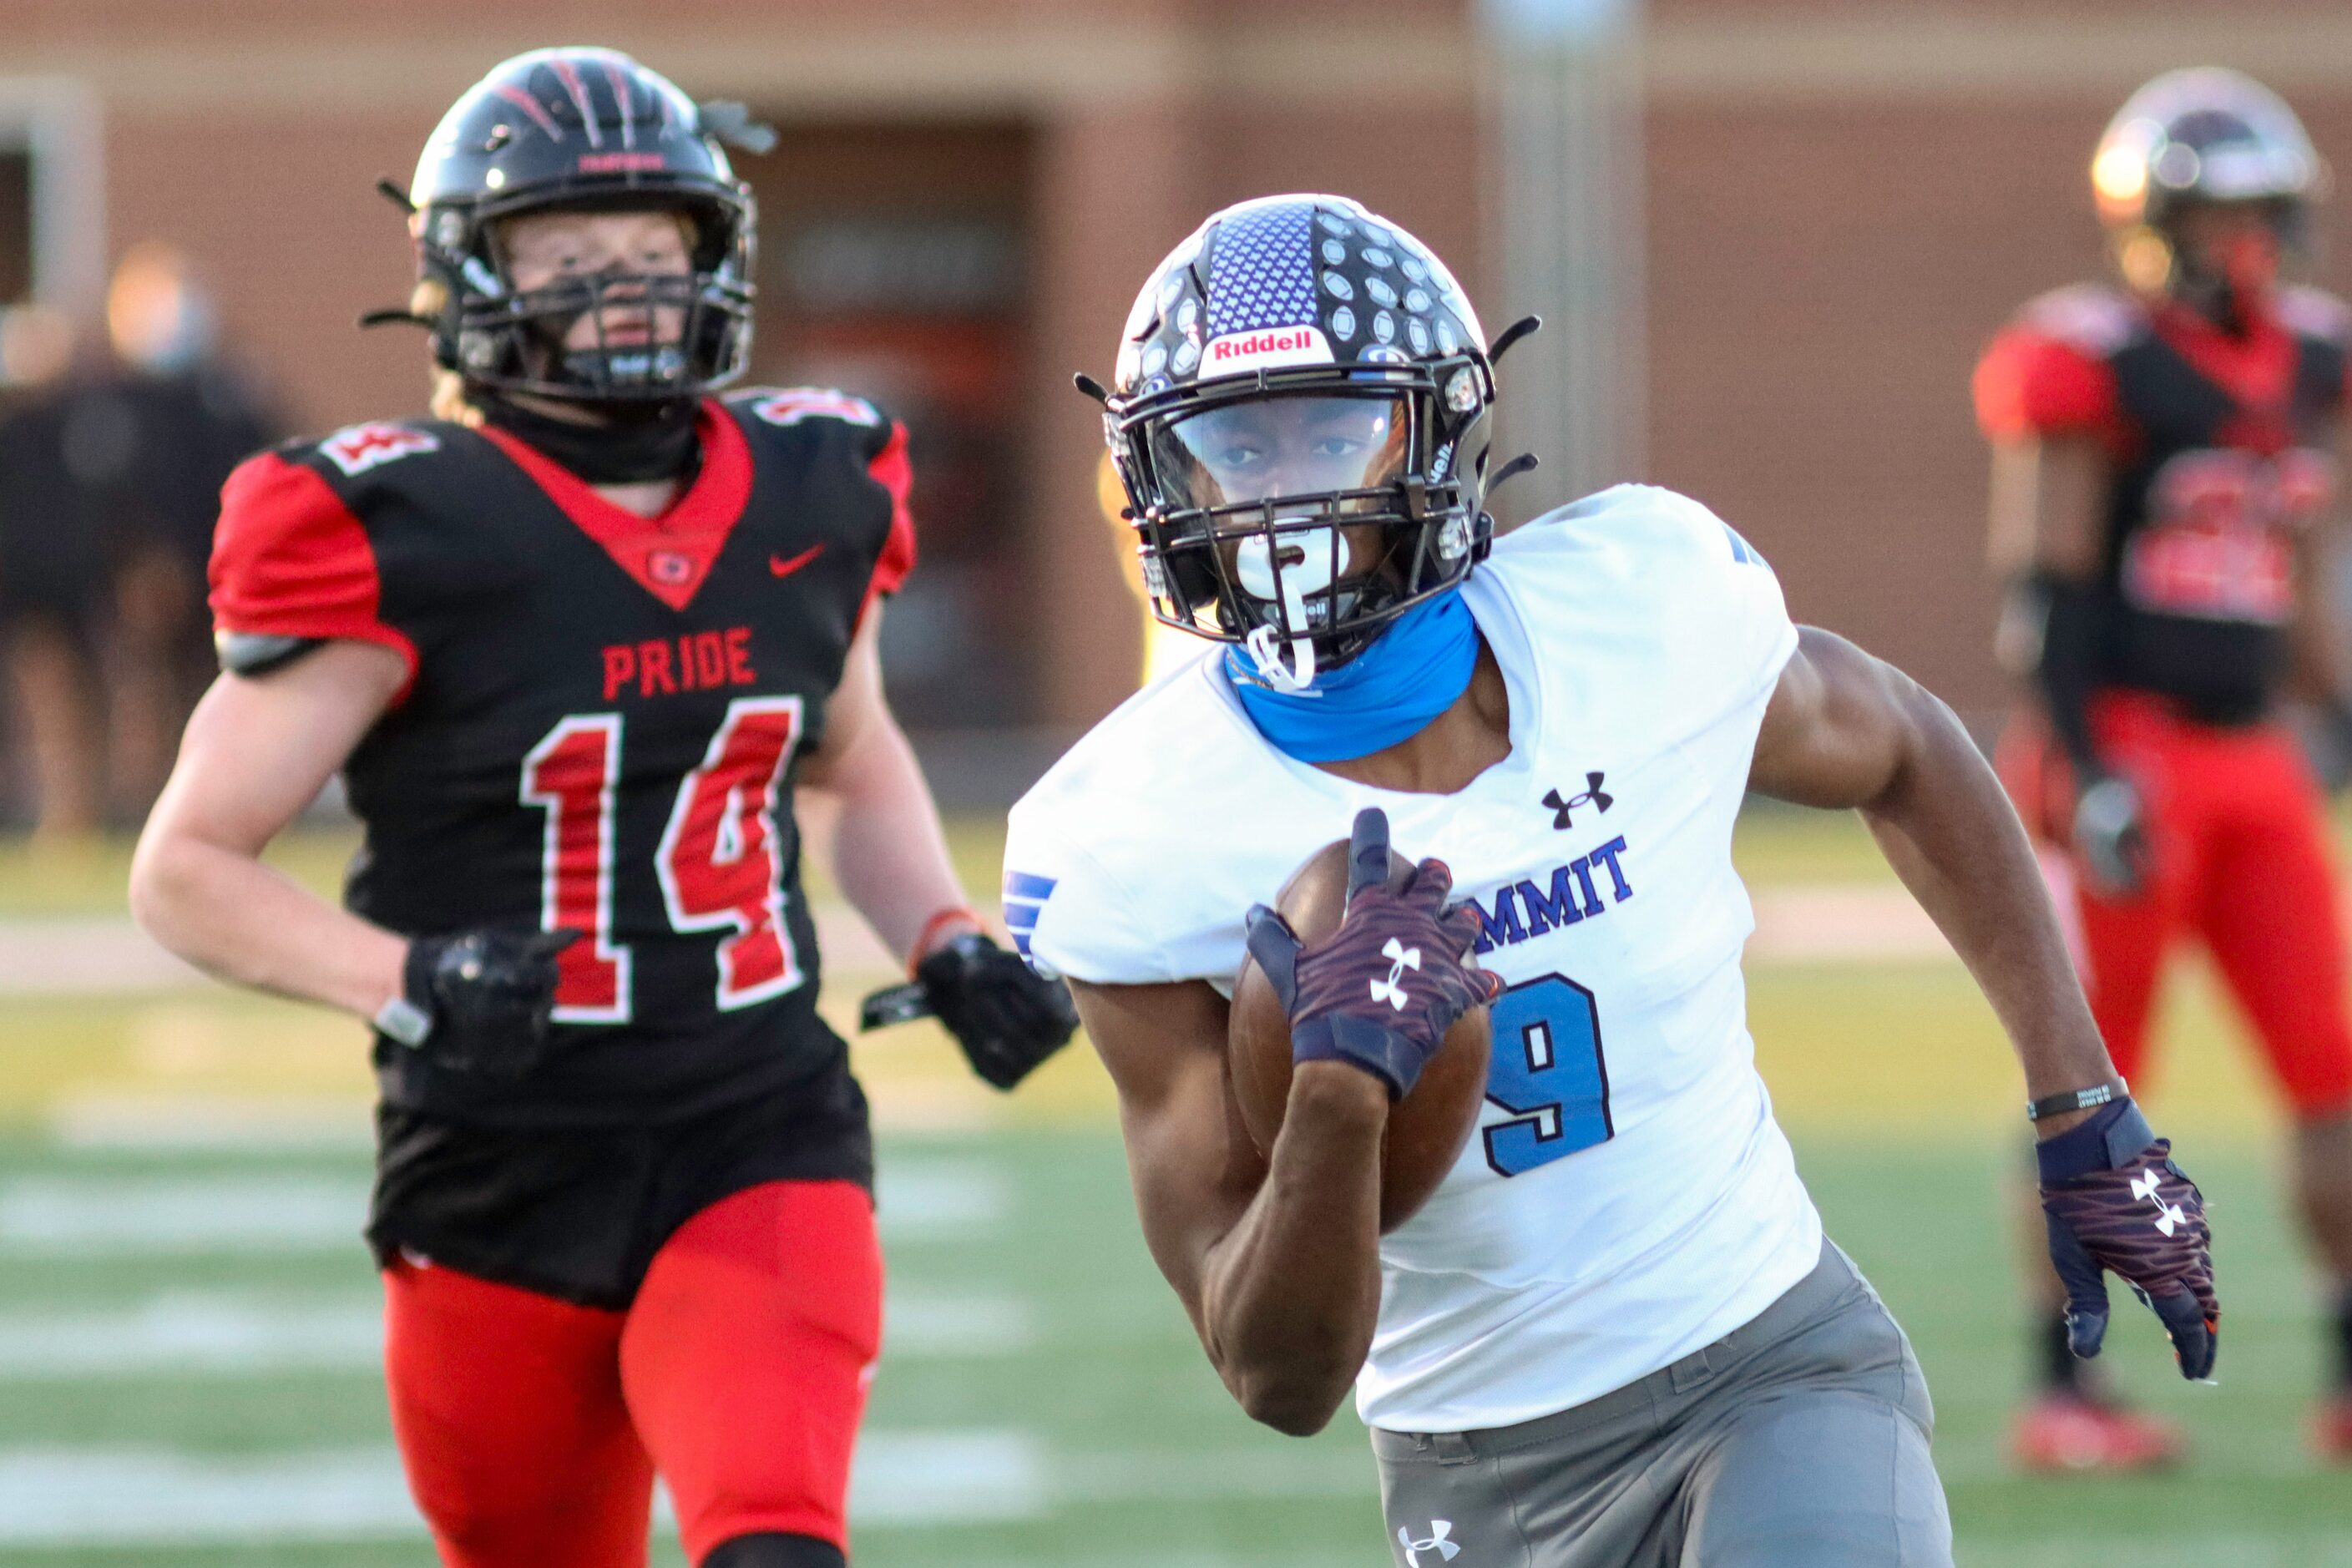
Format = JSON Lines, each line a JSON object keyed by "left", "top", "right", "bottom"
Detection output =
{"left": 1244, "top": 610, "right": 1318, "bottom": 692}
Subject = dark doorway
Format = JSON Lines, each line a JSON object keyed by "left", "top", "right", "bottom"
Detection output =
{"left": 730, "top": 122, "right": 1034, "bottom": 731}
{"left": 0, "top": 149, "right": 33, "bottom": 306}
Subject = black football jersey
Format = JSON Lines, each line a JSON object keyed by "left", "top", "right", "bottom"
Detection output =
{"left": 1978, "top": 285, "right": 2349, "bottom": 724}
{"left": 210, "top": 387, "right": 916, "bottom": 1127}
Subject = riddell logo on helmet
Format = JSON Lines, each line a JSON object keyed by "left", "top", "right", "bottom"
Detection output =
{"left": 1203, "top": 326, "right": 1334, "bottom": 372}
{"left": 577, "top": 152, "right": 668, "bottom": 174}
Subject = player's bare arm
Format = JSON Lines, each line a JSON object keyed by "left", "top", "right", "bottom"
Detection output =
{"left": 129, "top": 640, "right": 409, "bottom": 1015}
{"left": 2286, "top": 415, "right": 2352, "bottom": 709}
{"left": 1752, "top": 626, "right": 2218, "bottom": 1378}
{"left": 809, "top": 604, "right": 1079, "bottom": 1086}
{"left": 1748, "top": 626, "right": 2117, "bottom": 1126}
{"left": 795, "top": 604, "right": 979, "bottom": 963}
{"left": 1070, "top": 973, "right": 1384, "bottom": 1436}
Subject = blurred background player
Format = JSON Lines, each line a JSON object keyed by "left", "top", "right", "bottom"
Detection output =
{"left": 128, "top": 48, "right": 1073, "bottom": 1568}
{"left": 1975, "top": 67, "right": 2352, "bottom": 1470}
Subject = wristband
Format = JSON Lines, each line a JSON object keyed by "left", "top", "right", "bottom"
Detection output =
{"left": 2035, "top": 1097, "right": 2157, "bottom": 1182}
{"left": 374, "top": 993, "right": 432, "bottom": 1048}
{"left": 908, "top": 907, "right": 985, "bottom": 978}
{"left": 2026, "top": 1081, "right": 2124, "bottom": 1121}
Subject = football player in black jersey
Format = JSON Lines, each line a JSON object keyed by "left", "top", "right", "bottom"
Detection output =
{"left": 128, "top": 48, "right": 1075, "bottom": 1568}
{"left": 1976, "top": 68, "right": 2352, "bottom": 1469}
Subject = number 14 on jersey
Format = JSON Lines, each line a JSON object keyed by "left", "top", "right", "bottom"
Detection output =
{"left": 521, "top": 696, "right": 807, "bottom": 1022}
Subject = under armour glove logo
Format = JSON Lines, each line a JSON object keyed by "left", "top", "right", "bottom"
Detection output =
{"left": 1368, "top": 939, "right": 1421, "bottom": 1010}
{"left": 1544, "top": 771, "right": 1612, "bottom": 829}
{"left": 1245, "top": 808, "right": 1500, "bottom": 1100}
{"left": 2038, "top": 1099, "right": 2219, "bottom": 1380}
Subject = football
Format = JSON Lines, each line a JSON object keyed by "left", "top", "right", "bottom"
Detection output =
{"left": 1229, "top": 836, "right": 1492, "bottom": 1232}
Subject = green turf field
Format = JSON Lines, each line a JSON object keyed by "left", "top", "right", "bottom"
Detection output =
{"left": 0, "top": 812, "right": 2342, "bottom": 1565}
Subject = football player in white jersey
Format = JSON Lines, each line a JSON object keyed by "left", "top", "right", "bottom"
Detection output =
{"left": 1005, "top": 195, "right": 2219, "bottom": 1566}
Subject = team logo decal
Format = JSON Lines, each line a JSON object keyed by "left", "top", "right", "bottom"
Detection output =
{"left": 319, "top": 422, "right": 438, "bottom": 477}
{"left": 751, "top": 388, "right": 882, "bottom": 427}
{"left": 648, "top": 549, "right": 696, "bottom": 586}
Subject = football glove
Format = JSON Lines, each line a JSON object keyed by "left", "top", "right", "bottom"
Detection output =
{"left": 916, "top": 932, "right": 1079, "bottom": 1090}
{"left": 2072, "top": 774, "right": 2151, "bottom": 898}
{"left": 385, "top": 928, "right": 576, "bottom": 1079}
{"left": 2039, "top": 1097, "right": 2219, "bottom": 1381}
{"left": 1243, "top": 807, "right": 1499, "bottom": 1100}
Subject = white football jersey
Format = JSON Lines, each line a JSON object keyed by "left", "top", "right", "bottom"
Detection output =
{"left": 1003, "top": 484, "right": 1825, "bottom": 1433}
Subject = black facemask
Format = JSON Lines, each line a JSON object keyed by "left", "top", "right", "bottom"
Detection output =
{"left": 478, "top": 393, "right": 702, "bottom": 486}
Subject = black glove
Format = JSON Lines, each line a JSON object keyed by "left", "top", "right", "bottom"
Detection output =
{"left": 917, "top": 932, "right": 1078, "bottom": 1090}
{"left": 1243, "top": 807, "right": 1498, "bottom": 1100}
{"left": 390, "top": 928, "right": 576, "bottom": 1079}
{"left": 2072, "top": 773, "right": 2151, "bottom": 898}
{"left": 2039, "top": 1098, "right": 2219, "bottom": 1381}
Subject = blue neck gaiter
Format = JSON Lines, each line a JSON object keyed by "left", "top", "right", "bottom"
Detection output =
{"left": 1223, "top": 591, "right": 1480, "bottom": 763}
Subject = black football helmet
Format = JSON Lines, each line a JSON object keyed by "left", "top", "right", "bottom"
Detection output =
{"left": 404, "top": 48, "right": 758, "bottom": 402}
{"left": 2092, "top": 68, "right": 2325, "bottom": 311}
{"left": 1090, "top": 195, "right": 1530, "bottom": 689}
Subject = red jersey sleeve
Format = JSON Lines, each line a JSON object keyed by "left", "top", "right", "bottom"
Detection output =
{"left": 1972, "top": 325, "right": 2121, "bottom": 443}
{"left": 856, "top": 420, "right": 917, "bottom": 631}
{"left": 209, "top": 452, "right": 419, "bottom": 690}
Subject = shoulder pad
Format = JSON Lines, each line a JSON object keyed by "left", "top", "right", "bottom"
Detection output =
{"left": 311, "top": 421, "right": 447, "bottom": 479}
{"left": 2279, "top": 286, "right": 2351, "bottom": 346}
{"left": 730, "top": 387, "right": 887, "bottom": 431}
{"left": 2013, "top": 284, "right": 2147, "bottom": 357}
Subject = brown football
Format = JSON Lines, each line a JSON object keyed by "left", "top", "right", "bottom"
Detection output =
{"left": 1230, "top": 837, "right": 1491, "bottom": 1233}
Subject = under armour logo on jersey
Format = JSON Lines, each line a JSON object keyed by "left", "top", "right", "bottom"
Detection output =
{"left": 1398, "top": 1520, "right": 1460, "bottom": 1565}
{"left": 1368, "top": 938, "right": 1421, "bottom": 1011}
{"left": 1543, "top": 772, "right": 1612, "bottom": 829}
{"left": 2132, "top": 1169, "right": 2189, "bottom": 1237}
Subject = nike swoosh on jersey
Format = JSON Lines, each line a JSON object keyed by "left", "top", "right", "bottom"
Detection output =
{"left": 770, "top": 544, "right": 827, "bottom": 578}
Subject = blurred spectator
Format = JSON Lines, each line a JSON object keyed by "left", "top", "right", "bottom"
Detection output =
{"left": 0, "top": 245, "right": 279, "bottom": 837}
{"left": 96, "top": 241, "right": 279, "bottom": 812}
{"left": 0, "top": 303, "right": 107, "bottom": 840}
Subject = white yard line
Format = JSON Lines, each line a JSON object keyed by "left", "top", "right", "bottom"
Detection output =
{"left": 0, "top": 1175, "right": 367, "bottom": 1257}
{"left": 0, "top": 1286, "right": 1028, "bottom": 1380}
{"left": 0, "top": 1292, "right": 381, "bottom": 1380}
{"left": 49, "top": 1095, "right": 375, "bottom": 1152}
{"left": 0, "top": 1162, "right": 1001, "bottom": 1258}
{"left": 0, "top": 1431, "right": 1045, "bottom": 1545}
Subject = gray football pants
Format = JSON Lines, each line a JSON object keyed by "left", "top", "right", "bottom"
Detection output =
{"left": 1373, "top": 1241, "right": 1954, "bottom": 1568}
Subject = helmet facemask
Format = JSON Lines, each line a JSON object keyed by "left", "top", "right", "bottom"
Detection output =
{"left": 1118, "top": 372, "right": 1489, "bottom": 690}
{"left": 431, "top": 192, "right": 754, "bottom": 404}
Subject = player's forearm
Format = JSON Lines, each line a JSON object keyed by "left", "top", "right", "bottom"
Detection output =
{"left": 1200, "top": 1063, "right": 1388, "bottom": 1435}
{"left": 129, "top": 832, "right": 405, "bottom": 1017}
{"left": 806, "top": 719, "right": 974, "bottom": 964}
{"left": 1857, "top": 681, "right": 2117, "bottom": 1120}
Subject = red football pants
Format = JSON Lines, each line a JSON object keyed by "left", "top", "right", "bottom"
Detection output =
{"left": 382, "top": 1179, "right": 883, "bottom": 1568}
{"left": 1999, "top": 694, "right": 2352, "bottom": 1115}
